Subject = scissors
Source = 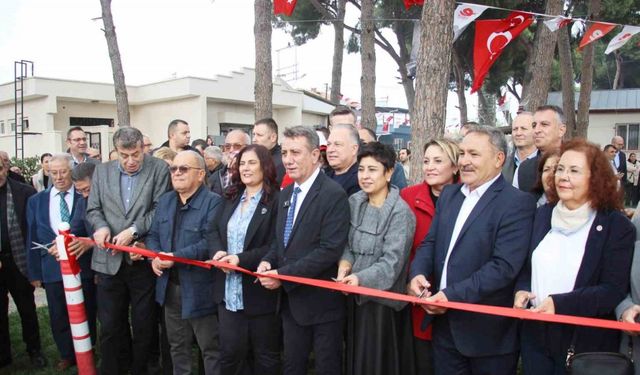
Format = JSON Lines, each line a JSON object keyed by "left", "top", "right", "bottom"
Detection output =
{"left": 31, "top": 241, "right": 54, "bottom": 252}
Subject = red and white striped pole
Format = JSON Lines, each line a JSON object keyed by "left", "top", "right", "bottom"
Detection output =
{"left": 57, "top": 222, "right": 96, "bottom": 375}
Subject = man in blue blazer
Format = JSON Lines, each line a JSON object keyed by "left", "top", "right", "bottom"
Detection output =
{"left": 146, "top": 150, "right": 222, "bottom": 375}
{"left": 409, "top": 126, "right": 536, "bottom": 375}
{"left": 26, "top": 153, "right": 96, "bottom": 371}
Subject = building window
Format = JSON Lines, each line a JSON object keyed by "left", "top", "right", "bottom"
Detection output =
{"left": 10, "top": 120, "right": 15, "bottom": 133}
{"left": 0, "top": 121, "right": 4, "bottom": 134}
{"left": 617, "top": 123, "right": 640, "bottom": 150}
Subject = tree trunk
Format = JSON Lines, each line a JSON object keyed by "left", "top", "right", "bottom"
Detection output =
{"left": 452, "top": 49, "right": 468, "bottom": 124}
{"left": 393, "top": 17, "right": 416, "bottom": 113}
{"left": 360, "top": 0, "right": 377, "bottom": 131}
{"left": 477, "top": 87, "right": 496, "bottom": 126}
{"left": 411, "top": 0, "right": 455, "bottom": 180}
{"left": 99, "top": 0, "right": 130, "bottom": 127}
{"left": 558, "top": 26, "right": 577, "bottom": 138}
{"left": 576, "top": 0, "right": 602, "bottom": 138}
{"left": 520, "top": 0, "right": 563, "bottom": 112}
{"left": 330, "top": 0, "right": 346, "bottom": 104}
{"left": 254, "top": 0, "right": 273, "bottom": 119}
{"left": 613, "top": 51, "right": 623, "bottom": 89}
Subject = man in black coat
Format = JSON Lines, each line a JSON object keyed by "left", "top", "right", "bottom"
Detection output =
{"left": 0, "top": 156, "right": 46, "bottom": 369}
{"left": 516, "top": 105, "right": 566, "bottom": 196}
{"left": 252, "top": 118, "right": 285, "bottom": 185}
{"left": 259, "top": 126, "right": 349, "bottom": 375}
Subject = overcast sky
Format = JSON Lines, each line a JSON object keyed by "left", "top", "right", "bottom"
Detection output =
{"left": 0, "top": 0, "right": 487, "bottom": 127}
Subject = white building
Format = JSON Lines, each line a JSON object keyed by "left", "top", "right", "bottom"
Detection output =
{"left": 548, "top": 89, "right": 640, "bottom": 151}
{"left": 0, "top": 67, "right": 334, "bottom": 160}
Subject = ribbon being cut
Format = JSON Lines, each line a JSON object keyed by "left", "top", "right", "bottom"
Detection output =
{"left": 68, "top": 233, "right": 640, "bottom": 334}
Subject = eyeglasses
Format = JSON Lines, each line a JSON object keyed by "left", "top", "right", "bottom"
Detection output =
{"left": 144, "top": 143, "right": 153, "bottom": 147}
{"left": 169, "top": 165, "right": 203, "bottom": 174}
{"left": 69, "top": 137, "right": 87, "bottom": 143}
{"left": 223, "top": 143, "right": 244, "bottom": 151}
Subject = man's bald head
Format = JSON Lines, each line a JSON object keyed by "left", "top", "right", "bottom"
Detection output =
{"left": 0, "top": 151, "right": 9, "bottom": 167}
{"left": 612, "top": 136, "right": 625, "bottom": 151}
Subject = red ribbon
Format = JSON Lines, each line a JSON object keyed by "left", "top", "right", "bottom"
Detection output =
{"left": 71, "top": 235, "right": 640, "bottom": 333}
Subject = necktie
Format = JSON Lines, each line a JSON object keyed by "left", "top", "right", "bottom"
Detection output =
{"left": 283, "top": 187, "right": 301, "bottom": 247}
{"left": 59, "top": 191, "right": 71, "bottom": 223}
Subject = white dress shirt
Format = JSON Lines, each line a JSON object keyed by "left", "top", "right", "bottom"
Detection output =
{"left": 49, "top": 186, "right": 75, "bottom": 233}
{"left": 440, "top": 173, "right": 501, "bottom": 289}
{"left": 512, "top": 149, "right": 538, "bottom": 189}
{"left": 291, "top": 166, "right": 321, "bottom": 224}
{"left": 530, "top": 214, "right": 595, "bottom": 307}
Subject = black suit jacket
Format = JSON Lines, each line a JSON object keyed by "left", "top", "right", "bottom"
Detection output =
{"left": 270, "top": 144, "right": 285, "bottom": 186}
{"left": 4, "top": 179, "right": 36, "bottom": 277}
{"left": 617, "top": 150, "right": 628, "bottom": 182}
{"left": 8, "top": 178, "right": 36, "bottom": 240}
{"left": 410, "top": 175, "right": 536, "bottom": 357}
{"left": 517, "top": 153, "right": 541, "bottom": 197}
{"left": 208, "top": 165, "right": 228, "bottom": 196}
{"left": 517, "top": 204, "right": 635, "bottom": 355}
{"left": 262, "top": 171, "right": 350, "bottom": 326}
{"left": 211, "top": 189, "right": 280, "bottom": 316}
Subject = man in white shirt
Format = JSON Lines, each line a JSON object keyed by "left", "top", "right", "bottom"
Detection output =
{"left": 258, "top": 126, "right": 349, "bottom": 375}
{"left": 408, "top": 126, "right": 536, "bottom": 375}
{"left": 25, "top": 153, "right": 96, "bottom": 371}
{"left": 503, "top": 112, "right": 537, "bottom": 185}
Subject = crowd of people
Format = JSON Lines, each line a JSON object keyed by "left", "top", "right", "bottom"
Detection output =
{"left": 1, "top": 104, "right": 639, "bottom": 375}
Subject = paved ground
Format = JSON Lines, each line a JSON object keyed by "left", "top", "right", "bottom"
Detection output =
{"left": 8, "top": 287, "right": 47, "bottom": 313}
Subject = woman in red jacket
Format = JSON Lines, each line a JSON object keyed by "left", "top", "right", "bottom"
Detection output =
{"left": 400, "top": 138, "right": 460, "bottom": 375}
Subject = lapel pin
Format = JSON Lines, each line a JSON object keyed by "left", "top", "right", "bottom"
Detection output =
{"left": 596, "top": 225, "right": 603, "bottom": 232}
{"left": 261, "top": 208, "right": 267, "bottom": 215}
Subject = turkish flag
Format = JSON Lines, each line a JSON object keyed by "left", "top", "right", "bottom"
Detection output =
{"left": 403, "top": 0, "right": 424, "bottom": 10}
{"left": 578, "top": 22, "right": 616, "bottom": 50}
{"left": 605, "top": 25, "right": 640, "bottom": 54}
{"left": 471, "top": 12, "right": 533, "bottom": 93}
{"left": 274, "top": 0, "right": 298, "bottom": 16}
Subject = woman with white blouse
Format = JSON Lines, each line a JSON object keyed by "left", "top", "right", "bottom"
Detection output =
{"left": 514, "top": 138, "right": 635, "bottom": 374}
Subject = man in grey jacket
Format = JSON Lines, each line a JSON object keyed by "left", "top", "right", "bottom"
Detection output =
{"left": 87, "top": 127, "right": 171, "bottom": 375}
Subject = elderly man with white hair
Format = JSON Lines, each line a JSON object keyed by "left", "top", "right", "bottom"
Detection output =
{"left": 26, "top": 153, "right": 96, "bottom": 371}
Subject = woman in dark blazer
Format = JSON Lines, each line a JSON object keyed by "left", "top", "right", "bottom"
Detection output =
{"left": 210, "top": 144, "right": 280, "bottom": 375}
{"left": 514, "top": 138, "right": 635, "bottom": 374}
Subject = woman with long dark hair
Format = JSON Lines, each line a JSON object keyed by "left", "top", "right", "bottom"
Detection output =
{"left": 210, "top": 144, "right": 281, "bottom": 375}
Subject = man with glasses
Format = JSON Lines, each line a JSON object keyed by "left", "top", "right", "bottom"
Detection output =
{"left": 87, "top": 127, "right": 171, "bottom": 374}
{"left": 71, "top": 162, "right": 96, "bottom": 199}
{"left": 0, "top": 151, "right": 27, "bottom": 184}
{"left": 146, "top": 150, "right": 222, "bottom": 375}
{"left": 66, "top": 127, "right": 100, "bottom": 168}
{"left": 0, "top": 155, "right": 46, "bottom": 370}
{"left": 25, "top": 154, "right": 96, "bottom": 371}
{"left": 209, "top": 129, "right": 249, "bottom": 195}
{"left": 143, "top": 135, "right": 154, "bottom": 155}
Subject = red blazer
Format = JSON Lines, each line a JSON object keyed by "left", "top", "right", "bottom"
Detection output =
{"left": 400, "top": 182, "right": 435, "bottom": 340}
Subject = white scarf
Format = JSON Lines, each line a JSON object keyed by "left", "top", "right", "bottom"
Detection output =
{"left": 551, "top": 201, "right": 595, "bottom": 235}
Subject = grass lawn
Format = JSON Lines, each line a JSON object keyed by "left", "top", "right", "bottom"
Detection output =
{"left": 5, "top": 307, "right": 78, "bottom": 375}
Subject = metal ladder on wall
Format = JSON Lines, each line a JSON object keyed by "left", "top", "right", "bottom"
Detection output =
{"left": 14, "top": 60, "right": 34, "bottom": 159}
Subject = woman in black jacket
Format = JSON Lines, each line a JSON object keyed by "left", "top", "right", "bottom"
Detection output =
{"left": 514, "top": 139, "right": 635, "bottom": 374}
{"left": 210, "top": 144, "right": 281, "bottom": 375}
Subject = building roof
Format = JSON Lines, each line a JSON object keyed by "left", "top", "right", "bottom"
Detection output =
{"left": 547, "top": 88, "right": 640, "bottom": 112}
